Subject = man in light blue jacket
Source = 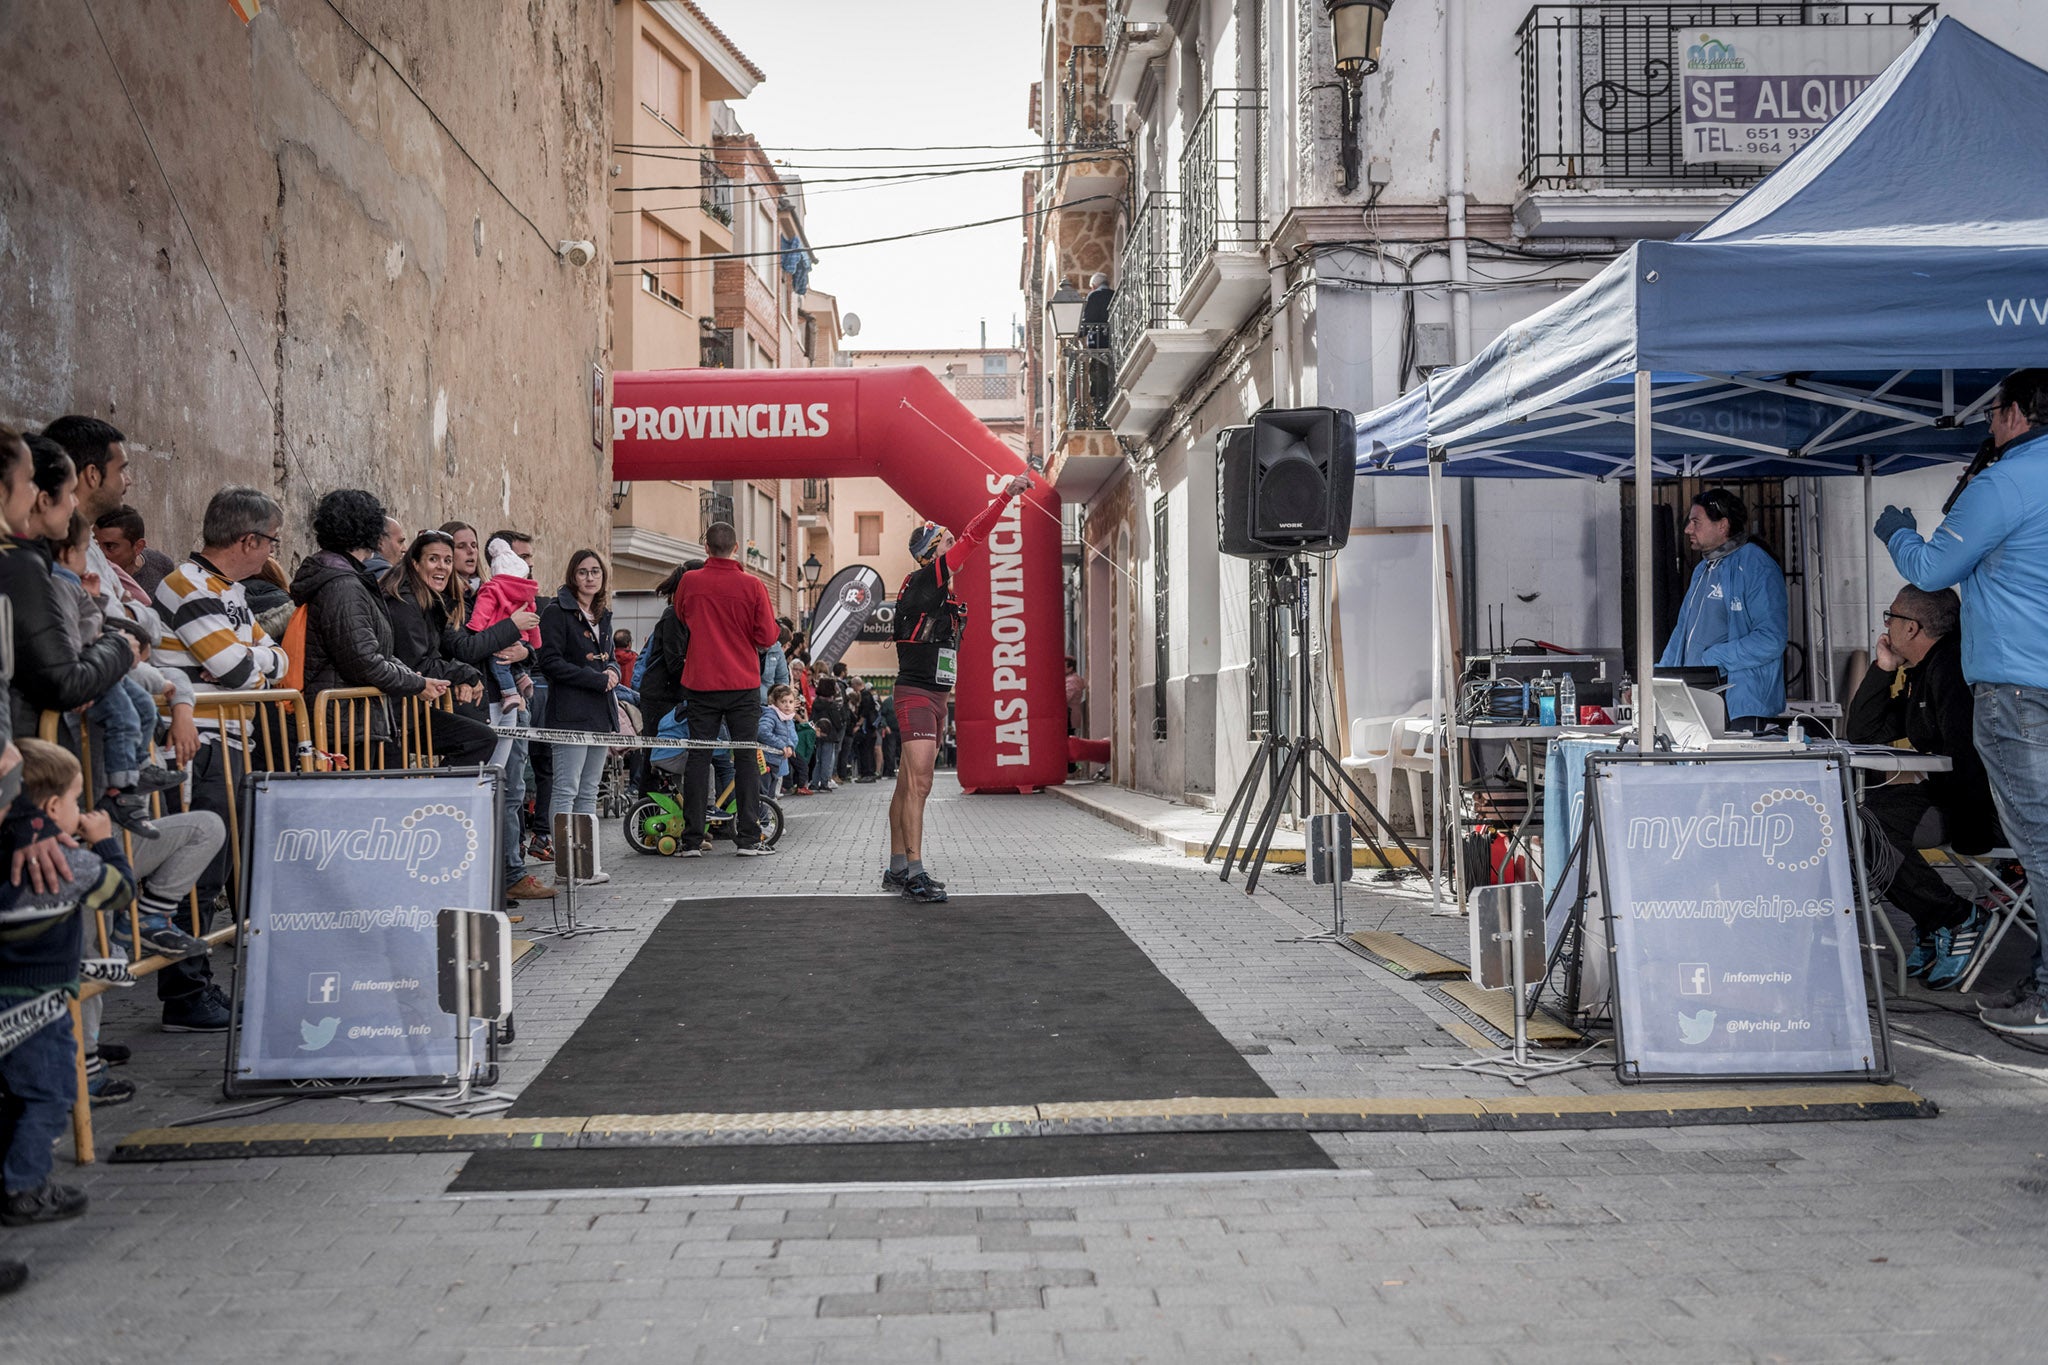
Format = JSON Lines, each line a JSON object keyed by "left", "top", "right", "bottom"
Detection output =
{"left": 1658, "top": 488, "right": 1788, "bottom": 729}
{"left": 1880, "top": 367, "right": 2048, "bottom": 1035}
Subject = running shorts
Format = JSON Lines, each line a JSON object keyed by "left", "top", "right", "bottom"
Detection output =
{"left": 893, "top": 682, "right": 948, "bottom": 744}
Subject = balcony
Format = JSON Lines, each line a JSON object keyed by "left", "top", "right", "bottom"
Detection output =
{"left": 798, "top": 479, "right": 829, "bottom": 517}
{"left": 1176, "top": 89, "right": 1267, "bottom": 331}
{"left": 699, "top": 156, "right": 734, "bottom": 227}
{"left": 1051, "top": 339, "right": 1125, "bottom": 503}
{"left": 699, "top": 488, "right": 735, "bottom": 541}
{"left": 1513, "top": 4, "right": 1934, "bottom": 238}
{"left": 1051, "top": 44, "right": 1126, "bottom": 209}
{"left": 1103, "top": 3, "right": 1170, "bottom": 105}
{"left": 1107, "top": 190, "right": 1209, "bottom": 437}
{"left": 700, "top": 325, "right": 734, "bottom": 369}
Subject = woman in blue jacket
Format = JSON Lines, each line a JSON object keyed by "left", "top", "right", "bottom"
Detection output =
{"left": 1657, "top": 489, "right": 1788, "bottom": 730}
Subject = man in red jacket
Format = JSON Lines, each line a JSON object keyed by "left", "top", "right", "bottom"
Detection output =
{"left": 677, "top": 521, "right": 780, "bottom": 855}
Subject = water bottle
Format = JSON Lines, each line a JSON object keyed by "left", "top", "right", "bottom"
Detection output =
{"left": 1558, "top": 673, "right": 1577, "bottom": 728}
{"left": 1536, "top": 670, "right": 1557, "bottom": 727}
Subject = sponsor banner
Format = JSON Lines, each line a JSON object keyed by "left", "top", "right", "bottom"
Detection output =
{"left": 236, "top": 773, "right": 500, "bottom": 1081}
{"left": 1594, "top": 757, "right": 1876, "bottom": 1078}
{"left": 806, "top": 565, "right": 887, "bottom": 668}
{"left": 1676, "top": 26, "right": 1915, "bottom": 165}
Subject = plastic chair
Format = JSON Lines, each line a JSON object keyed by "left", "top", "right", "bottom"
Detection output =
{"left": 1342, "top": 703, "right": 1433, "bottom": 834}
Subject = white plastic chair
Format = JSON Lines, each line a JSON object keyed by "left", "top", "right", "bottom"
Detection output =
{"left": 1342, "top": 703, "right": 1435, "bottom": 835}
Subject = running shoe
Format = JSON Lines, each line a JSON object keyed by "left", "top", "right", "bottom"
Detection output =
{"left": 882, "top": 868, "right": 947, "bottom": 891}
{"left": 1905, "top": 930, "right": 1938, "bottom": 979}
{"left": 900, "top": 871, "right": 948, "bottom": 903}
{"left": 1982, "top": 983, "right": 2048, "bottom": 1035}
{"left": 0, "top": 1183, "right": 88, "bottom": 1227}
{"left": 735, "top": 842, "right": 778, "bottom": 858}
{"left": 1925, "top": 908, "right": 1989, "bottom": 990}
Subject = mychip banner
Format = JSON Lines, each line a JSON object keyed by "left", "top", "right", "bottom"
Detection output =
{"left": 1591, "top": 755, "right": 1883, "bottom": 1081}
{"left": 232, "top": 770, "right": 500, "bottom": 1087}
{"left": 1676, "top": 25, "right": 1917, "bottom": 165}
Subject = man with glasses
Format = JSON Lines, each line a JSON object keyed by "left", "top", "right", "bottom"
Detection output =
{"left": 151, "top": 486, "right": 288, "bottom": 1033}
{"left": 1880, "top": 367, "right": 2048, "bottom": 1031}
{"left": 1846, "top": 586, "right": 2000, "bottom": 989}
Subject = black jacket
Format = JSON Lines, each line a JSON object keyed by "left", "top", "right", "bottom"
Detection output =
{"left": 636, "top": 607, "right": 689, "bottom": 735}
{"left": 810, "top": 685, "right": 848, "bottom": 743}
{"left": 1846, "top": 632, "right": 2002, "bottom": 853}
{"left": 537, "top": 587, "right": 619, "bottom": 736}
{"left": 1, "top": 535, "right": 132, "bottom": 740}
{"left": 381, "top": 586, "right": 521, "bottom": 690}
{"left": 289, "top": 551, "right": 425, "bottom": 740}
{"left": 421, "top": 589, "right": 521, "bottom": 724}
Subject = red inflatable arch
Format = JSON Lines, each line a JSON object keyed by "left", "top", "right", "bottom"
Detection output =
{"left": 612, "top": 365, "right": 1069, "bottom": 793}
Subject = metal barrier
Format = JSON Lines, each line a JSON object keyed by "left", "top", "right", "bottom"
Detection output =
{"left": 311, "top": 686, "right": 450, "bottom": 773}
{"left": 42, "top": 688, "right": 313, "bottom": 1164}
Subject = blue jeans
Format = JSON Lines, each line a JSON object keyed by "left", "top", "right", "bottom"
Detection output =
{"left": 813, "top": 740, "right": 838, "bottom": 787}
{"left": 95, "top": 676, "right": 158, "bottom": 784}
{"left": 549, "top": 743, "right": 609, "bottom": 820}
{"left": 1973, "top": 683, "right": 2048, "bottom": 990}
{"left": 491, "top": 704, "right": 529, "bottom": 879}
{"left": 0, "top": 1012, "right": 76, "bottom": 1193}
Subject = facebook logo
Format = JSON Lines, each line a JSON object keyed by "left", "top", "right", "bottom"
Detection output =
{"left": 308, "top": 973, "right": 341, "bottom": 1005}
{"left": 1679, "top": 963, "right": 1712, "bottom": 996}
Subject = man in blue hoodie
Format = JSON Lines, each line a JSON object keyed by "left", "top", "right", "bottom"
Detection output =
{"left": 1879, "top": 368, "right": 2048, "bottom": 1034}
{"left": 1657, "top": 488, "right": 1788, "bottom": 730}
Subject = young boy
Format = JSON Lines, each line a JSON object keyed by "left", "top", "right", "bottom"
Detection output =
{"left": 0, "top": 740, "right": 135, "bottom": 1225}
{"left": 48, "top": 515, "right": 180, "bottom": 836}
{"left": 756, "top": 685, "right": 799, "bottom": 800}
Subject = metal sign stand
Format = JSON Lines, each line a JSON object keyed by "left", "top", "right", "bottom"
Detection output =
{"left": 371, "top": 907, "right": 515, "bottom": 1117}
{"left": 528, "top": 812, "right": 628, "bottom": 942}
{"left": 1287, "top": 813, "right": 1353, "bottom": 944}
{"left": 1420, "top": 881, "right": 1602, "bottom": 1087}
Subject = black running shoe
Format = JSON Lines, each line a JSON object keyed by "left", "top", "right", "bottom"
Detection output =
{"left": 102, "top": 792, "right": 161, "bottom": 840}
{"left": 883, "top": 868, "right": 946, "bottom": 890}
{"left": 0, "top": 1183, "right": 88, "bottom": 1227}
{"left": 900, "top": 871, "right": 949, "bottom": 903}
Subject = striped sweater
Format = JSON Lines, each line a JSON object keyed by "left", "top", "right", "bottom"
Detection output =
{"left": 153, "top": 555, "right": 287, "bottom": 710}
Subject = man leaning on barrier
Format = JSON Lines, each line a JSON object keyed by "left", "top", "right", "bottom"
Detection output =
{"left": 151, "top": 486, "right": 287, "bottom": 1034}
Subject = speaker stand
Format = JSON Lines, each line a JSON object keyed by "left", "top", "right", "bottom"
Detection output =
{"left": 1204, "top": 558, "right": 1424, "bottom": 895}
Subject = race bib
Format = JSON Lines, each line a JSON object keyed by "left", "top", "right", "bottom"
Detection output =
{"left": 936, "top": 648, "right": 958, "bottom": 687}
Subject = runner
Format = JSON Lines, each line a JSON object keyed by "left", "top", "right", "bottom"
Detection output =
{"left": 886, "top": 473, "right": 1033, "bottom": 902}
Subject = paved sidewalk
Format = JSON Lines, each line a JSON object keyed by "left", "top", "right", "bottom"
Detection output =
{"left": 7, "top": 775, "right": 2048, "bottom": 1362}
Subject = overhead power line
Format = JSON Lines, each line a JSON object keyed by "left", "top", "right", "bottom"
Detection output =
{"left": 612, "top": 196, "right": 1121, "bottom": 269}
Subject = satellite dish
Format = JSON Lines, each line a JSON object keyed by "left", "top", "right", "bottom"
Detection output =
{"left": 841, "top": 312, "right": 862, "bottom": 338}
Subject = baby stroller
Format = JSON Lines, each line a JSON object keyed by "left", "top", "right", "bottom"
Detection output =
{"left": 624, "top": 715, "right": 785, "bottom": 856}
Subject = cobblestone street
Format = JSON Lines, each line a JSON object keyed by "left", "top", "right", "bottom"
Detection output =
{"left": 7, "top": 777, "right": 2048, "bottom": 1363}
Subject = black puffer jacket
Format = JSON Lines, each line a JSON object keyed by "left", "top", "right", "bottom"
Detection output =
{"left": 381, "top": 587, "right": 513, "bottom": 689}
{"left": 635, "top": 607, "right": 689, "bottom": 735}
{"left": 537, "top": 587, "right": 618, "bottom": 736}
{"left": 423, "top": 588, "right": 522, "bottom": 724}
{"left": 289, "top": 551, "right": 424, "bottom": 740}
{"left": 1, "top": 535, "right": 133, "bottom": 740}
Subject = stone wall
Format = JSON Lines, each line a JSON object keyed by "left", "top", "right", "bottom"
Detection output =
{"left": 0, "top": 0, "right": 613, "bottom": 572}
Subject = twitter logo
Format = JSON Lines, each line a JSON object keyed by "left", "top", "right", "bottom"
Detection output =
{"left": 1677, "top": 1009, "right": 1717, "bottom": 1046}
{"left": 299, "top": 1017, "right": 341, "bottom": 1051}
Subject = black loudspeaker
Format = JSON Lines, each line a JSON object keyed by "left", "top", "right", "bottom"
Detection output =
{"left": 1216, "top": 408, "right": 1355, "bottom": 559}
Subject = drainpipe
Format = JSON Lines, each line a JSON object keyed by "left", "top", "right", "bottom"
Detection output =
{"left": 1445, "top": 0, "right": 1477, "bottom": 653}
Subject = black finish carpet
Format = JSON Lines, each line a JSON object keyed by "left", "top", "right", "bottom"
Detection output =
{"left": 452, "top": 894, "right": 1332, "bottom": 1189}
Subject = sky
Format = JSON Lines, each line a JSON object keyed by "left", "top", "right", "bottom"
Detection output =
{"left": 707, "top": 1, "right": 1044, "bottom": 354}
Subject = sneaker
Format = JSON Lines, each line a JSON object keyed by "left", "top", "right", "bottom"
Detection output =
{"left": 678, "top": 845, "right": 704, "bottom": 858}
{"left": 1925, "top": 909, "right": 1989, "bottom": 990}
{"left": 900, "top": 871, "right": 949, "bottom": 904}
{"left": 526, "top": 834, "right": 554, "bottom": 863}
{"left": 883, "top": 868, "right": 945, "bottom": 891}
{"left": 1905, "top": 930, "right": 1939, "bottom": 979}
{"left": 576, "top": 871, "right": 610, "bottom": 886}
{"left": 794, "top": 786, "right": 814, "bottom": 795}
{"left": 95, "top": 1042, "right": 131, "bottom": 1066}
{"left": 101, "top": 792, "right": 161, "bottom": 840}
{"left": 0, "top": 1259, "right": 25, "bottom": 1296}
{"left": 134, "top": 920, "right": 209, "bottom": 962}
{"left": 1978, "top": 976, "right": 2036, "bottom": 1014}
{"left": 131, "top": 765, "right": 186, "bottom": 795}
{"left": 1982, "top": 983, "right": 2048, "bottom": 1034}
{"left": 734, "top": 842, "right": 777, "bottom": 858}
{"left": 161, "top": 989, "right": 233, "bottom": 1034}
{"left": 506, "top": 874, "right": 556, "bottom": 901}
{"left": 855, "top": 775, "right": 877, "bottom": 784}
{"left": 88, "top": 1075, "right": 137, "bottom": 1107}
{"left": 0, "top": 1183, "right": 88, "bottom": 1227}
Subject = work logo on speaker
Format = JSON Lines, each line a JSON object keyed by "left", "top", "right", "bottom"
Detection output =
{"left": 1594, "top": 758, "right": 1875, "bottom": 1079}
{"left": 235, "top": 774, "right": 499, "bottom": 1084}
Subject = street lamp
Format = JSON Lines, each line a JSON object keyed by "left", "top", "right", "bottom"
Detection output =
{"left": 612, "top": 479, "right": 631, "bottom": 511}
{"left": 1046, "top": 280, "right": 1087, "bottom": 341}
{"left": 801, "top": 552, "right": 822, "bottom": 606}
{"left": 1326, "top": 0, "right": 1393, "bottom": 195}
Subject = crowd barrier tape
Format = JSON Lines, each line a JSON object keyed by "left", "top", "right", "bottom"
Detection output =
{"left": 484, "top": 721, "right": 765, "bottom": 751}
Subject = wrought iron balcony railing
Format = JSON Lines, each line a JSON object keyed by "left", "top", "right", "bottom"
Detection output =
{"left": 1516, "top": 3, "right": 1934, "bottom": 191}
{"left": 699, "top": 156, "right": 734, "bottom": 225}
{"left": 950, "top": 372, "right": 1023, "bottom": 402}
{"left": 1179, "top": 88, "right": 1265, "bottom": 296}
{"left": 699, "top": 326, "right": 734, "bottom": 369}
{"left": 798, "top": 479, "right": 829, "bottom": 516}
{"left": 1060, "top": 44, "right": 1120, "bottom": 152}
{"left": 698, "top": 489, "right": 735, "bottom": 539}
{"left": 1060, "top": 340, "right": 1114, "bottom": 436}
{"left": 1109, "top": 190, "right": 1179, "bottom": 373}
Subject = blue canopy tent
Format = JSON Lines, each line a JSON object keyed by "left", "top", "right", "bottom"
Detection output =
{"left": 1355, "top": 16, "right": 2048, "bottom": 763}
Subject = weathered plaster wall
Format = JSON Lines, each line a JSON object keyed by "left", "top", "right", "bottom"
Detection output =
{"left": 0, "top": 0, "right": 612, "bottom": 573}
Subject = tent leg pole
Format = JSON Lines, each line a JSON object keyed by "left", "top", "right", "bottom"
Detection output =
{"left": 1428, "top": 455, "right": 1453, "bottom": 914}
{"left": 1634, "top": 371, "right": 1655, "bottom": 752}
{"left": 1863, "top": 458, "right": 1876, "bottom": 656}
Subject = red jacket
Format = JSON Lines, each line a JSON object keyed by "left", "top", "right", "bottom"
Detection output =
{"left": 677, "top": 557, "right": 778, "bottom": 692}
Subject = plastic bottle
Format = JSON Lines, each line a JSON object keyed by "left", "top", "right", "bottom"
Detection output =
{"left": 1536, "top": 670, "right": 1557, "bottom": 726}
{"left": 1558, "top": 672, "right": 1577, "bottom": 728}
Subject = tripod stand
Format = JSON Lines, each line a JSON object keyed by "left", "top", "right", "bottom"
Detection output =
{"left": 1204, "top": 557, "right": 1424, "bottom": 894}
